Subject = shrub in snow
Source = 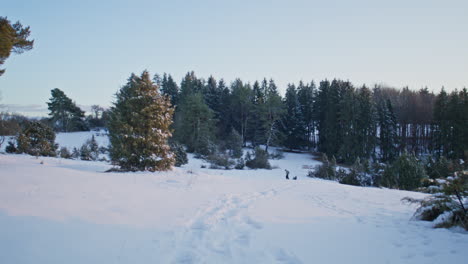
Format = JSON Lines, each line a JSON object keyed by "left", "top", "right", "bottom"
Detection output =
{"left": 339, "top": 158, "right": 373, "bottom": 187}
{"left": 59, "top": 147, "right": 72, "bottom": 159}
{"left": 224, "top": 128, "right": 243, "bottom": 158}
{"left": 235, "top": 158, "right": 245, "bottom": 170}
{"left": 79, "top": 135, "right": 99, "bottom": 161}
{"left": 245, "top": 147, "right": 271, "bottom": 169}
{"left": 206, "top": 152, "right": 235, "bottom": 170}
{"left": 308, "top": 154, "right": 336, "bottom": 180}
{"left": 170, "top": 142, "right": 188, "bottom": 167}
{"left": 5, "top": 140, "right": 16, "bottom": 153}
{"left": 381, "top": 151, "right": 426, "bottom": 190}
{"left": 71, "top": 147, "right": 80, "bottom": 159}
{"left": 15, "top": 121, "right": 57, "bottom": 157}
{"left": 403, "top": 171, "right": 468, "bottom": 230}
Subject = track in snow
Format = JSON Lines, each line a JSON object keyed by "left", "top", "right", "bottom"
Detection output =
{"left": 172, "top": 182, "right": 301, "bottom": 264}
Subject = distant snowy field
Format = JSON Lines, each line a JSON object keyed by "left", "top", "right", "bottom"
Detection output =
{"left": 0, "top": 132, "right": 467, "bottom": 263}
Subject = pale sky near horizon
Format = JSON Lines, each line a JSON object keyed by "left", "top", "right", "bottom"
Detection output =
{"left": 1, "top": 0, "right": 467, "bottom": 116}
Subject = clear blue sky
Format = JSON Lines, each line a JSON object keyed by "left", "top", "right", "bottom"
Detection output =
{"left": 1, "top": 0, "right": 467, "bottom": 116}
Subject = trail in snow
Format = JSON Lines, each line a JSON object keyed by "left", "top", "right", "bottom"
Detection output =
{"left": 171, "top": 182, "right": 299, "bottom": 263}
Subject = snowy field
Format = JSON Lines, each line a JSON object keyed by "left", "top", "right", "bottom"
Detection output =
{"left": 0, "top": 132, "right": 467, "bottom": 263}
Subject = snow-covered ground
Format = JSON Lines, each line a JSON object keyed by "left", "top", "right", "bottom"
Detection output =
{"left": 0, "top": 133, "right": 467, "bottom": 263}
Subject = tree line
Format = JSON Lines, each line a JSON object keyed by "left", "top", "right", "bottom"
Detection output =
{"left": 2, "top": 70, "right": 467, "bottom": 168}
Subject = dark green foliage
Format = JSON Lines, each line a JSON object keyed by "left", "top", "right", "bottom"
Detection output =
{"left": 108, "top": 71, "right": 175, "bottom": 171}
{"left": 71, "top": 147, "right": 80, "bottom": 159}
{"left": 47, "top": 88, "right": 88, "bottom": 132}
{"left": 15, "top": 121, "right": 57, "bottom": 157}
{"left": 79, "top": 136, "right": 99, "bottom": 161}
{"left": 245, "top": 147, "right": 271, "bottom": 169}
{"left": 230, "top": 79, "right": 254, "bottom": 145}
{"left": 381, "top": 152, "right": 426, "bottom": 190}
{"left": 170, "top": 142, "right": 188, "bottom": 167}
{"left": 5, "top": 140, "right": 16, "bottom": 153}
{"left": 179, "top": 71, "right": 203, "bottom": 102}
{"left": 426, "top": 156, "right": 451, "bottom": 179}
{"left": 403, "top": 171, "right": 468, "bottom": 230}
{"left": 159, "top": 73, "right": 179, "bottom": 106}
{"left": 175, "top": 92, "right": 216, "bottom": 156}
{"left": 263, "top": 79, "right": 285, "bottom": 152}
{"left": 432, "top": 88, "right": 468, "bottom": 160}
{"left": 206, "top": 152, "right": 235, "bottom": 170}
{"left": 0, "top": 17, "right": 34, "bottom": 76}
{"left": 235, "top": 158, "right": 245, "bottom": 170}
{"left": 59, "top": 147, "right": 72, "bottom": 159}
{"left": 297, "top": 81, "right": 316, "bottom": 149}
{"left": 224, "top": 128, "right": 243, "bottom": 158}
{"left": 338, "top": 158, "right": 372, "bottom": 187}
{"left": 376, "top": 99, "right": 398, "bottom": 162}
{"left": 308, "top": 153, "right": 336, "bottom": 180}
{"left": 281, "top": 84, "right": 306, "bottom": 150}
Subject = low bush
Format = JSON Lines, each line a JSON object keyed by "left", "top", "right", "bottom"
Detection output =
{"left": 245, "top": 147, "right": 271, "bottom": 169}
{"left": 15, "top": 121, "right": 57, "bottom": 157}
{"left": 403, "top": 171, "right": 467, "bottom": 230}
{"left": 170, "top": 142, "right": 188, "bottom": 167}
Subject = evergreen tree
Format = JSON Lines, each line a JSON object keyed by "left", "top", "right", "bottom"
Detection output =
{"left": 0, "top": 17, "right": 34, "bottom": 76}
{"left": 159, "top": 73, "right": 179, "bottom": 106}
{"left": 298, "top": 81, "right": 316, "bottom": 149}
{"left": 217, "top": 79, "right": 233, "bottom": 138}
{"left": 282, "top": 84, "right": 306, "bottom": 150}
{"left": 47, "top": 88, "right": 88, "bottom": 132}
{"left": 179, "top": 71, "right": 203, "bottom": 102}
{"left": 249, "top": 80, "right": 267, "bottom": 146}
{"left": 230, "top": 79, "right": 253, "bottom": 145}
{"left": 108, "top": 71, "right": 174, "bottom": 171}
{"left": 224, "top": 128, "right": 243, "bottom": 158}
{"left": 16, "top": 121, "right": 57, "bottom": 157}
{"left": 263, "top": 79, "right": 284, "bottom": 152}
{"left": 336, "top": 81, "right": 357, "bottom": 163}
{"left": 315, "top": 79, "right": 340, "bottom": 157}
{"left": 377, "top": 99, "right": 398, "bottom": 162}
{"left": 382, "top": 151, "right": 426, "bottom": 190}
{"left": 175, "top": 93, "right": 215, "bottom": 155}
{"left": 355, "top": 86, "right": 376, "bottom": 159}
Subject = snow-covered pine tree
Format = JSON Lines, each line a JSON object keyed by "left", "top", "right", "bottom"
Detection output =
{"left": 108, "top": 71, "right": 175, "bottom": 171}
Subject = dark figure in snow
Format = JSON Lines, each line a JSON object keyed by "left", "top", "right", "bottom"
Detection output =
{"left": 293, "top": 176, "right": 297, "bottom": 180}
{"left": 285, "top": 169, "right": 290, "bottom": 180}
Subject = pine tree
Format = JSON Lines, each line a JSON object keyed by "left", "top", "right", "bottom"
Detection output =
{"left": 282, "top": 83, "right": 306, "bottom": 150}
{"left": 175, "top": 93, "right": 215, "bottom": 155}
{"left": 179, "top": 71, "right": 203, "bottom": 102}
{"left": 382, "top": 151, "right": 426, "bottom": 190}
{"left": 263, "top": 79, "right": 284, "bottom": 152}
{"left": 108, "top": 71, "right": 175, "bottom": 171}
{"left": 298, "top": 81, "right": 316, "bottom": 149}
{"left": 47, "top": 88, "right": 88, "bottom": 132}
{"left": 217, "top": 79, "right": 233, "bottom": 139}
{"left": 249, "top": 80, "right": 267, "bottom": 146}
{"left": 159, "top": 73, "right": 179, "bottom": 106}
{"left": 230, "top": 79, "right": 253, "bottom": 145}
{"left": 16, "top": 121, "right": 57, "bottom": 157}
{"left": 377, "top": 99, "right": 398, "bottom": 162}
{"left": 0, "top": 17, "right": 34, "bottom": 76}
{"left": 355, "top": 86, "right": 376, "bottom": 159}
